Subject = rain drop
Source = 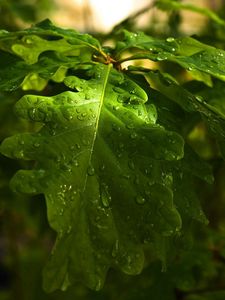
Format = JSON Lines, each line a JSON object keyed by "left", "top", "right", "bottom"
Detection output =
{"left": 113, "top": 106, "right": 120, "bottom": 111}
{"left": 126, "top": 123, "right": 134, "bottom": 129}
{"left": 24, "top": 37, "right": 33, "bottom": 44}
{"left": 130, "top": 132, "right": 137, "bottom": 139}
{"left": 87, "top": 165, "right": 95, "bottom": 176}
{"left": 128, "top": 160, "right": 135, "bottom": 170}
{"left": 166, "top": 37, "right": 175, "bottom": 42}
{"left": 77, "top": 115, "right": 84, "bottom": 121}
{"left": 73, "top": 160, "right": 79, "bottom": 167}
{"left": 67, "top": 225, "right": 72, "bottom": 234}
{"left": 136, "top": 195, "right": 146, "bottom": 205}
{"left": 19, "top": 140, "right": 25, "bottom": 145}
{"left": 33, "top": 142, "right": 40, "bottom": 148}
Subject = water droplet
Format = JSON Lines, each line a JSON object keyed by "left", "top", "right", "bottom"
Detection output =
{"left": 59, "top": 208, "right": 64, "bottom": 216}
{"left": 161, "top": 262, "right": 167, "bottom": 272}
{"left": 77, "top": 115, "right": 85, "bottom": 121}
{"left": 95, "top": 279, "right": 102, "bottom": 291}
{"left": 50, "top": 129, "right": 56, "bottom": 136}
{"left": 126, "top": 123, "right": 134, "bottom": 129}
{"left": 67, "top": 226, "right": 72, "bottom": 234}
{"left": 166, "top": 37, "right": 175, "bottom": 42}
{"left": 113, "top": 106, "right": 120, "bottom": 111}
{"left": 73, "top": 160, "right": 79, "bottom": 167}
{"left": 134, "top": 175, "right": 140, "bottom": 185}
{"left": 82, "top": 139, "right": 89, "bottom": 146}
{"left": 28, "top": 108, "right": 37, "bottom": 120}
{"left": 128, "top": 160, "right": 135, "bottom": 170}
{"left": 130, "top": 132, "right": 137, "bottom": 139}
{"left": 130, "top": 89, "right": 136, "bottom": 94}
{"left": 95, "top": 216, "right": 100, "bottom": 222}
{"left": 100, "top": 164, "right": 105, "bottom": 171}
{"left": 145, "top": 189, "right": 151, "bottom": 196}
{"left": 122, "top": 174, "right": 130, "bottom": 180}
{"left": 162, "top": 230, "right": 173, "bottom": 237}
{"left": 136, "top": 195, "right": 146, "bottom": 205}
{"left": 113, "top": 86, "right": 124, "bottom": 94}
{"left": 112, "top": 124, "right": 121, "bottom": 132}
{"left": 118, "top": 143, "right": 124, "bottom": 149}
{"left": 196, "top": 95, "right": 203, "bottom": 102}
{"left": 112, "top": 240, "right": 119, "bottom": 257}
{"left": 24, "top": 37, "right": 33, "bottom": 44}
{"left": 101, "top": 183, "right": 111, "bottom": 208}
{"left": 87, "top": 165, "right": 95, "bottom": 176}
{"left": 33, "top": 142, "right": 40, "bottom": 148}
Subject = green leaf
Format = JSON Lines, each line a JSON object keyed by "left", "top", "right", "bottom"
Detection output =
{"left": 0, "top": 19, "right": 104, "bottom": 65}
{"left": 145, "top": 69, "right": 225, "bottom": 160}
{"left": 0, "top": 51, "right": 87, "bottom": 91}
{"left": 0, "top": 63, "right": 184, "bottom": 291}
{"left": 117, "top": 31, "right": 225, "bottom": 82}
{"left": 156, "top": 0, "right": 225, "bottom": 27}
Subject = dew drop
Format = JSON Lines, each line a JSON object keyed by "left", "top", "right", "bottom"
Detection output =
{"left": 77, "top": 115, "right": 84, "bottom": 121}
{"left": 128, "top": 160, "right": 135, "bottom": 170}
{"left": 130, "top": 89, "right": 136, "bottom": 94}
{"left": 130, "top": 132, "right": 137, "bottom": 139}
{"left": 134, "top": 175, "right": 140, "bottom": 185}
{"left": 87, "top": 165, "right": 95, "bottom": 176}
{"left": 24, "top": 37, "right": 33, "bottom": 44}
{"left": 28, "top": 108, "right": 37, "bottom": 120}
{"left": 126, "top": 123, "right": 134, "bottom": 129}
{"left": 73, "top": 160, "right": 79, "bottom": 167}
{"left": 113, "top": 106, "right": 120, "bottom": 111}
{"left": 59, "top": 208, "right": 64, "bottom": 216}
{"left": 113, "top": 86, "right": 124, "bottom": 93}
{"left": 67, "top": 225, "right": 72, "bottom": 234}
{"left": 161, "top": 262, "right": 167, "bottom": 273}
{"left": 82, "top": 139, "right": 89, "bottom": 146}
{"left": 112, "top": 123, "right": 121, "bottom": 132}
{"left": 19, "top": 140, "right": 25, "bottom": 145}
{"left": 33, "top": 142, "right": 40, "bottom": 148}
{"left": 166, "top": 37, "right": 175, "bottom": 42}
{"left": 136, "top": 195, "right": 146, "bottom": 205}
{"left": 112, "top": 240, "right": 119, "bottom": 257}
{"left": 95, "top": 279, "right": 102, "bottom": 291}
{"left": 100, "top": 164, "right": 105, "bottom": 171}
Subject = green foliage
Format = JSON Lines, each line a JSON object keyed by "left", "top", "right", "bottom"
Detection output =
{"left": 156, "top": 0, "right": 225, "bottom": 27}
{"left": 1, "top": 3, "right": 225, "bottom": 300}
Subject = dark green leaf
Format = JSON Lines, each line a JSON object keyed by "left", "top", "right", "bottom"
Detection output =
{"left": 0, "top": 64, "right": 183, "bottom": 291}
{"left": 117, "top": 31, "right": 225, "bottom": 82}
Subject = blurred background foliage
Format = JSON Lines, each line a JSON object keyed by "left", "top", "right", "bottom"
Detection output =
{"left": 1, "top": 0, "right": 225, "bottom": 300}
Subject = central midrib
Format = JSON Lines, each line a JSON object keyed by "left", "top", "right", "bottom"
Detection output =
{"left": 82, "top": 63, "right": 112, "bottom": 193}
